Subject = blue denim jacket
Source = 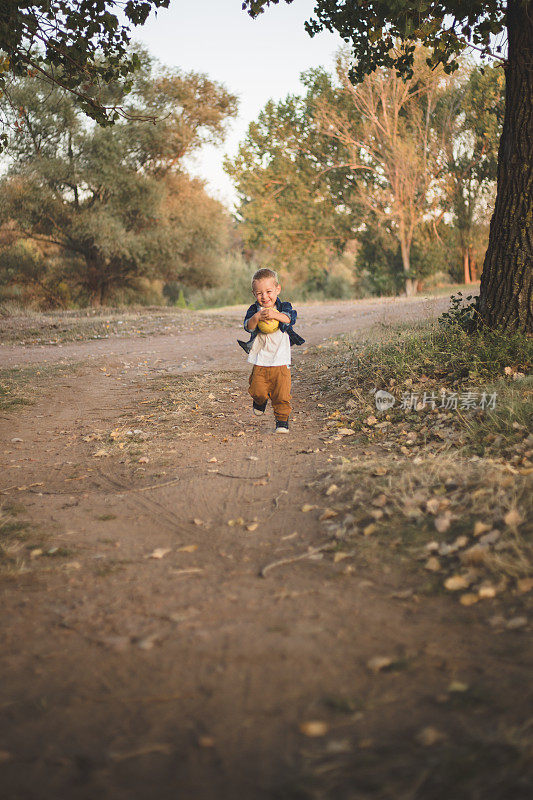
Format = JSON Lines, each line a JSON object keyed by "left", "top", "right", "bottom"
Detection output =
{"left": 237, "top": 298, "right": 305, "bottom": 354}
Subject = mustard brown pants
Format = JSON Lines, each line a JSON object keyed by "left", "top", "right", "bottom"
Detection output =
{"left": 248, "top": 365, "right": 291, "bottom": 422}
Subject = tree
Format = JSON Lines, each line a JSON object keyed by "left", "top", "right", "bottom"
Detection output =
{"left": 316, "top": 50, "right": 450, "bottom": 295}
{"left": 437, "top": 64, "right": 504, "bottom": 283}
{"left": 0, "top": 0, "right": 170, "bottom": 132}
{"left": 226, "top": 69, "right": 359, "bottom": 287}
{"left": 244, "top": 1, "right": 533, "bottom": 332}
{"left": 0, "top": 52, "right": 238, "bottom": 305}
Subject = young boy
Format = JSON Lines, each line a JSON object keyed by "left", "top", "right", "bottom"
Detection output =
{"left": 237, "top": 268, "right": 304, "bottom": 433}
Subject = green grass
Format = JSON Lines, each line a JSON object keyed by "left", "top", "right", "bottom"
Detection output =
{"left": 345, "top": 323, "right": 531, "bottom": 390}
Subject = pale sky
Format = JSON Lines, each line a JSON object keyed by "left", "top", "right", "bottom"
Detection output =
{"left": 135, "top": 1, "right": 342, "bottom": 208}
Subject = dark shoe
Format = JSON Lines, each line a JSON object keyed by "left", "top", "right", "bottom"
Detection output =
{"left": 253, "top": 400, "right": 267, "bottom": 416}
{"left": 275, "top": 420, "right": 289, "bottom": 434}
{"left": 237, "top": 339, "right": 253, "bottom": 354}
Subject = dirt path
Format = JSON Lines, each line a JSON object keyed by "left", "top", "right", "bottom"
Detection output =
{"left": 0, "top": 295, "right": 451, "bottom": 371}
{"left": 0, "top": 297, "right": 530, "bottom": 800}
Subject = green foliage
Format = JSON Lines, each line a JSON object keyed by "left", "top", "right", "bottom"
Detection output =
{"left": 0, "top": 51, "right": 238, "bottom": 306}
{"left": 229, "top": 50, "right": 501, "bottom": 297}
{"left": 225, "top": 68, "right": 359, "bottom": 282}
{"left": 0, "top": 1, "right": 170, "bottom": 127}
{"left": 244, "top": 2, "right": 506, "bottom": 79}
{"left": 436, "top": 64, "right": 503, "bottom": 277}
{"left": 439, "top": 292, "right": 480, "bottom": 331}
{"left": 172, "top": 253, "right": 258, "bottom": 309}
{"left": 350, "top": 322, "right": 531, "bottom": 392}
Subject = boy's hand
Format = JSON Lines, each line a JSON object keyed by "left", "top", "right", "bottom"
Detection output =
{"left": 260, "top": 308, "right": 290, "bottom": 324}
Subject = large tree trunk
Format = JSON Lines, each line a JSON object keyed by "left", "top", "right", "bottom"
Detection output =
{"left": 478, "top": 0, "right": 533, "bottom": 331}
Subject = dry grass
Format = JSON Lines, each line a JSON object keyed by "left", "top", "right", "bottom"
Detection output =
{"left": 307, "top": 322, "right": 532, "bottom": 601}
{"left": 0, "top": 304, "right": 236, "bottom": 345}
{"left": 0, "top": 362, "right": 83, "bottom": 411}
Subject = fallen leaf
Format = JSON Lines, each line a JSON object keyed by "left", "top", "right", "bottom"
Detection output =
{"left": 326, "top": 484, "right": 339, "bottom": 495}
{"left": 416, "top": 727, "right": 445, "bottom": 746}
{"left": 461, "top": 545, "right": 488, "bottom": 566}
{"left": 506, "top": 616, "right": 528, "bottom": 630}
{"left": 460, "top": 593, "right": 479, "bottom": 606}
{"left": 372, "top": 466, "right": 388, "bottom": 476}
{"left": 208, "top": 457, "right": 218, "bottom": 463}
{"left": 301, "top": 504, "right": 315, "bottom": 512}
{"left": 367, "top": 656, "right": 394, "bottom": 673}
{"left": 325, "top": 740, "right": 352, "bottom": 755}
{"left": 365, "top": 416, "right": 377, "bottom": 426}
{"left": 391, "top": 589, "right": 415, "bottom": 600}
{"left": 148, "top": 548, "right": 171, "bottom": 559}
{"left": 426, "top": 498, "right": 441, "bottom": 515}
{"left": 444, "top": 574, "right": 471, "bottom": 591}
{"left": 473, "top": 521, "right": 491, "bottom": 537}
{"left": 363, "top": 523, "right": 377, "bottom": 536}
{"left": 198, "top": 736, "right": 215, "bottom": 748}
{"left": 320, "top": 508, "right": 338, "bottom": 521}
{"left": 333, "top": 552, "right": 351, "bottom": 563}
{"left": 434, "top": 513, "right": 451, "bottom": 533}
{"left": 425, "top": 557, "right": 441, "bottom": 572}
{"left": 372, "top": 493, "right": 387, "bottom": 508}
{"left": 517, "top": 578, "right": 533, "bottom": 594}
{"left": 504, "top": 509, "right": 523, "bottom": 528}
{"left": 338, "top": 428, "right": 355, "bottom": 436}
{"left": 193, "top": 518, "right": 204, "bottom": 526}
{"left": 246, "top": 522, "right": 259, "bottom": 532}
{"left": 137, "top": 634, "right": 158, "bottom": 650}
{"left": 448, "top": 681, "right": 469, "bottom": 693}
{"left": 478, "top": 584, "right": 497, "bottom": 599}
{"left": 93, "top": 449, "right": 109, "bottom": 458}
{"left": 453, "top": 535, "right": 469, "bottom": 549}
{"left": 299, "top": 721, "right": 329, "bottom": 737}
{"left": 177, "top": 545, "right": 197, "bottom": 553}
{"left": 138, "top": 456, "right": 149, "bottom": 464}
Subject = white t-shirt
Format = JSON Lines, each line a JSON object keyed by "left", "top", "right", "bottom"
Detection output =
{"left": 247, "top": 328, "right": 291, "bottom": 366}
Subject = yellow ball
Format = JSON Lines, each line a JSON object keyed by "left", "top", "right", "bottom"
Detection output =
{"left": 257, "top": 318, "right": 279, "bottom": 334}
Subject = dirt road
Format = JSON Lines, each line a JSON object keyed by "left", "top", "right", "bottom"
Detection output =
{"left": 0, "top": 295, "right": 450, "bottom": 371}
{"left": 1, "top": 295, "right": 530, "bottom": 799}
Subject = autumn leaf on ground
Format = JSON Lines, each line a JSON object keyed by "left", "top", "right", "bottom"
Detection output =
{"left": 367, "top": 656, "right": 393, "bottom": 673}
{"left": 504, "top": 509, "right": 523, "bottom": 528}
{"left": 148, "top": 548, "right": 171, "bottom": 559}
{"left": 444, "top": 574, "right": 471, "bottom": 591}
{"left": 299, "top": 721, "right": 329, "bottom": 737}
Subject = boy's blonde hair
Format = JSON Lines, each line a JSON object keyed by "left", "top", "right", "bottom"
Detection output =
{"left": 252, "top": 268, "right": 279, "bottom": 288}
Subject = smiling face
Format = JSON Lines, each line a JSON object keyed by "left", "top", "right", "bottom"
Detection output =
{"left": 252, "top": 277, "right": 281, "bottom": 308}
